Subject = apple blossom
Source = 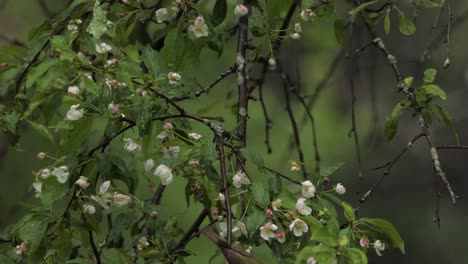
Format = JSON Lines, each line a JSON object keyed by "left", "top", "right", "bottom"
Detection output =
{"left": 291, "top": 32, "right": 301, "bottom": 40}
{"left": 295, "top": 197, "right": 312, "bottom": 216}
{"left": 374, "top": 240, "right": 385, "bottom": 256}
{"left": 113, "top": 192, "right": 132, "bottom": 206}
{"left": 38, "top": 168, "right": 51, "bottom": 179}
{"left": 307, "top": 257, "right": 317, "bottom": 264}
{"left": 266, "top": 208, "right": 274, "bottom": 219}
{"left": 91, "top": 180, "right": 112, "bottom": 208}
{"left": 36, "top": 152, "right": 47, "bottom": 160}
{"left": 232, "top": 170, "right": 251, "bottom": 188}
{"left": 217, "top": 192, "right": 225, "bottom": 203}
{"left": 154, "top": 164, "right": 173, "bottom": 185}
{"left": 75, "top": 176, "right": 89, "bottom": 189}
{"left": 301, "top": 180, "right": 316, "bottom": 198}
{"left": 271, "top": 199, "right": 282, "bottom": 211}
{"left": 294, "top": 23, "right": 302, "bottom": 33}
{"left": 66, "top": 104, "right": 84, "bottom": 121}
{"left": 95, "top": 42, "right": 112, "bottom": 54}
{"left": 188, "top": 132, "right": 202, "bottom": 140}
{"left": 155, "top": 8, "right": 169, "bottom": 23}
{"left": 275, "top": 230, "right": 286, "bottom": 243}
{"left": 268, "top": 57, "right": 276, "bottom": 66}
{"left": 188, "top": 159, "right": 199, "bottom": 168}
{"left": 51, "top": 166, "right": 69, "bottom": 183}
{"left": 168, "top": 72, "right": 181, "bottom": 84}
{"left": 259, "top": 222, "right": 278, "bottom": 240}
{"left": 15, "top": 241, "right": 28, "bottom": 255}
{"left": 67, "top": 85, "right": 80, "bottom": 96}
{"left": 33, "top": 181, "right": 42, "bottom": 198}
{"left": 82, "top": 204, "right": 96, "bottom": 215}
{"left": 188, "top": 16, "right": 209, "bottom": 38}
{"left": 300, "top": 9, "right": 316, "bottom": 21}
{"left": 289, "top": 218, "right": 308, "bottom": 237}
{"left": 360, "top": 237, "right": 369, "bottom": 248}
{"left": 137, "top": 237, "right": 150, "bottom": 250}
{"left": 335, "top": 183, "right": 346, "bottom": 195}
{"left": 163, "top": 122, "right": 174, "bottom": 132}
{"left": 234, "top": 4, "right": 249, "bottom": 17}
{"left": 144, "top": 159, "right": 155, "bottom": 172}
{"left": 291, "top": 161, "right": 301, "bottom": 172}
{"left": 108, "top": 102, "right": 119, "bottom": 115}
{"left": 123, "top": 138, "right": 141, "bottom": 152}
{"left": 161, "top": 146, "right": 180, "bottom": 158}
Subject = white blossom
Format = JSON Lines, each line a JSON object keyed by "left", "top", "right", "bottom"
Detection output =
{"left": 108, "top": 102, "right": 119, "bottom": 115}
{"left": 294, "top": 23, "right": 302, "bottom": 33}
{"left": 163, "top": 122, "right": 174, "bottom": 132}
{"left": 82, "top": 204, "right": 96, "bottom": 215}
{"left": 259, "top": 222, "right": 278, "bottom": 241}
{"left": 91, "top": 180, "right": 112, "bottom": 209}
{"left": 161, "top": 146, "right": 180, "bottom": 158}
{"left": 219, "top": 221, "right": 248, "bottom": 238}
{"left": 75, "top": 176, "right": 90, "bottom": 189}
{"left": 301, "top": 180, "right": 316, "bottom": 198}
{"left": 307, "top": 257, "right": 317, "bottom": 264}
{"left": 38, "top": 168, "right": 51, "bottom": 179}
{"left": 289, "top": 218, "right": 309, "bottom": 237}
{"left": 113, "top": 192, "right": 132, "bottom": 206}
{"left": 188, "top": 16, "right": 209, "bottom": 38}
{"left": 144, "top": 159, "right": 155, "bottom": 172}
{"left": 95, "top": 42, "right": 112, "bottom": 54}
{"left": 374, "top": 240, "right": 385, "bottom": 256}
{"left": 137, "top": 237, "right": 150, "bottom": 250}
{"left": 36, "top": 152, "right": 47, "bottom": 160}
{"left": 154, "top": 164, "right": 173, "bottom": 185}
{"left": 268, "top": 57, "right": 276, "bottom": 66}
{"left": 15, "top": 241, "right": 28, "bottom": 255}
{"left": 67, "top": 85, "right": 80, "bottom": 96}
{"left": 217, "top": 192, "right": 225, "bottom": 203}
{"left": 155, "top": 8, "right": 169, "bottom": 23}
{"left": 33, "top": 182, "right": 42, "bottom": 198}
{"left": 188, "top": 159, "right": 199, "bottom": 168}
{"left": 168, "top": 72, "right": 181, "bottom": 84}
{"left": 300, "top": 9, "right": 316, "bottom": 21}
{"left": 67, "top": 104, "right": 84, "bottom": 121}
{"left": 51, "top": 166, "right": 69, "bottom": 183}
{"left": 291, "top": 32, "right": 301, "bottom": 40}
{"left": 291, "top": 161, "right": 301, "bottom": 172}
{"left": 188, "top": 132, "right": 202, "bottom": 140}
{"left": 123, "top": 138, "right": 141, "bottom": 152}
{"left": 295, "top": 197, "right": 312, "bottom": 216}
{"left": 232, "top": 170, "right": 251, "bottom": 188}
{"left": 335, "top": 183, "right": 346, "bottom": 195}
{"left": 271, "top": 199, "right": 282, "bottom": 211}
{"left": 234, "top": 4, "right": 249, "bottom": 17}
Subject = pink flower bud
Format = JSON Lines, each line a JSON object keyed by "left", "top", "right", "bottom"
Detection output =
{"left": 266, "top": 209, "right": 274, "bottom": 219}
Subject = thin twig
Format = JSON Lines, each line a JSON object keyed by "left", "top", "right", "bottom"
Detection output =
{"left": 216, "top": 136, "right": 233, "bottom": 244}
{"left": 443, "top": 0, "right": 452, "bottom": 69}
{"left": 258, "top": 80, "right": 272, "bottom": 154}
{"left": 264, "top": 166, "right": 301, "bottom": 185}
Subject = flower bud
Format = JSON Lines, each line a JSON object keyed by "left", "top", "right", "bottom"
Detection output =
{"left": 75, "top": 176, "right": 90, "bottom": 189}
{"left": 113, "top": 192, "right": 132, "bottom": 206}
{"left": 335, "top": 183, "right": 346, "bottom": 195}
{"left": 108, "top": 102, "right": 119, "bottom": 115}
{"left": 67, "top": 86, "right": 80, "bottom": 96}
{"left": 37, "top": 152, "right": 47, "bottom": 160}
{"left": 234, "top": 4, "right": 249, "bottom": 17}
{"left": 151, "top": 211, "right": 159, "bottom": 219}
{"left": 266, "top": 209, "right": 274, "bottom": 219}
{"left": 291, "top": 32, "right": 301, "bottom": 40}
{"left": 82, "top": 204, "right": 96, "bottom": 215}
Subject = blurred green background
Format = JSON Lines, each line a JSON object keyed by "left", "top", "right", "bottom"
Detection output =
{"left": 1, "top": 0, "right": 468, "bottom": 263}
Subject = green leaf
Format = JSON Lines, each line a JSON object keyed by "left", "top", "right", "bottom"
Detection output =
{"left": 334, "top": 19, "right": 347, "bottom": 45}
{"left": 358, "top": 218, "right": 405, "bottom": 253}
{"left": 142, "top": 45, "right": 160, "bottom": 78}
{"left": 384, "top": 10, "right": 391, "bottom": 34}
{"left": 211, "top": 0, "right": 227, "bottom": 26}
{"left": 398, "top": 13, "right": 416, "bottom": 35}
{"left": 417, "top": 0, "right": 441, "bottom": 8}
{"left": 295, "top": 245, "right": 332, "bottom": 264}
{"left": 17, "top": 216, "right": 48, "bottom": 255}
{"left": 311, "top": 226, "right": 338, "bottom": 247}
{"left": 384, "top": 116, "right": 398, "bottom": 140}
{"left": 0, "top": 256, "right": 14, "bottom": 264}
{"left": 320, "top": 162, "right": 344, "bottom": 177}
{"left": 40, "top": 177, "right": 69, "bottom": 206}
{"left": 404, "top": 76, "right": 414, "bottom": 88}
{"left": 435, "top": 104, "right": 459, "bottom": 144}
{"left": 419, "top": 84, "right": 446, "bottom": 100}
{"left": 25, "top": 59, "right": 56, "bottom": 88}
{"left": 87, "top": 2, "right": 108, "bottom": 39}
{"left": 27, "top": 120, "right": 55, "bottom": 144}
{"left": 251, "top": 182, "right": 269, "bottom": 208}
{"left": 344, "top": 248, "right": 368, "bottom": 264}
{"left": 349, "top": 0, "right": 381, "bottom": 15}
{"left": 245, "top": 207, "right": 265, "bottom": 236}
{"left": 342, "top": 202, "right": 355, "bottom": 222}
{"left": 162, "top": 28, "right": 185, "bottom": 69}
{"left": 101, "top": 248, "right": 131, "bottom": 264}
{"left": 423, "top": 68, "right": 437, "bottom": 83}
{"left": 65, "top": 259, "right": 95, "bottom": 264}
{"left": 241, "top": 148, "right": 264, "bottom": 172}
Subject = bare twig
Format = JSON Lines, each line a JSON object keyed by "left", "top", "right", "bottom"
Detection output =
{"left": 264, "top": 166, "right": 301, "bottom": 185}
{"left": 216, "top": 136, "right": 233, "bottom": 244}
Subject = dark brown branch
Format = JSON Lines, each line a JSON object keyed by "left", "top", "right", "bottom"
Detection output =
{"left": 258, "top": 80, "right": 272, "bottom": 154}
{"left": 173, "top": 66, "right": 237, "bottom": 101}
{"left": 264, "top": 166, "right": 301, "bottom": 185}
{"left": 360, "top": 133, "right": 425, "bottom": 203}
{"left": 443, "top": 0, "right": 452, "bottom": 69}
{"left": 436, "top": 145, "right": 468, "bottom": 150}
{"left": 216, "top": 136, "right": 233, "bottom": 244}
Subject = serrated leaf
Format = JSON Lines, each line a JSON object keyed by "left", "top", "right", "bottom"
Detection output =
{"left": 27, "top": 120, "right": 55, "bottom": 144}
{"left": 241, "top": 148, "right": 264, "bottom": 172}
{"left": 398, "top": 13, "right": 416, "bottom": 35}
{"left": 40, "top": 177, "right": 69, "bottom": 206}
{"left": 211, "top": 0, "right": 227, "bottom": 26}
{"left": 87, "top": 2, "right": 108, "bottom": 39}
{"left": 251, "top": 182, "right": 269, "bottom": 208}
{"left": 320, "top": 162, "right": 344, "bottom": 177}
{"left": 17, "top": 216, "right": 48, "bottom": 256}
{"left": 404, "top": 76, "right": 414, "bottom": 87}
{"left": 423, "top": 68, "right": 437, "bottom": 83}
{"left": 142, "top": 45, "right": 160, "bottom": 78}
{"left": 342, "top": 202, "right": 355, "bottom": 222}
